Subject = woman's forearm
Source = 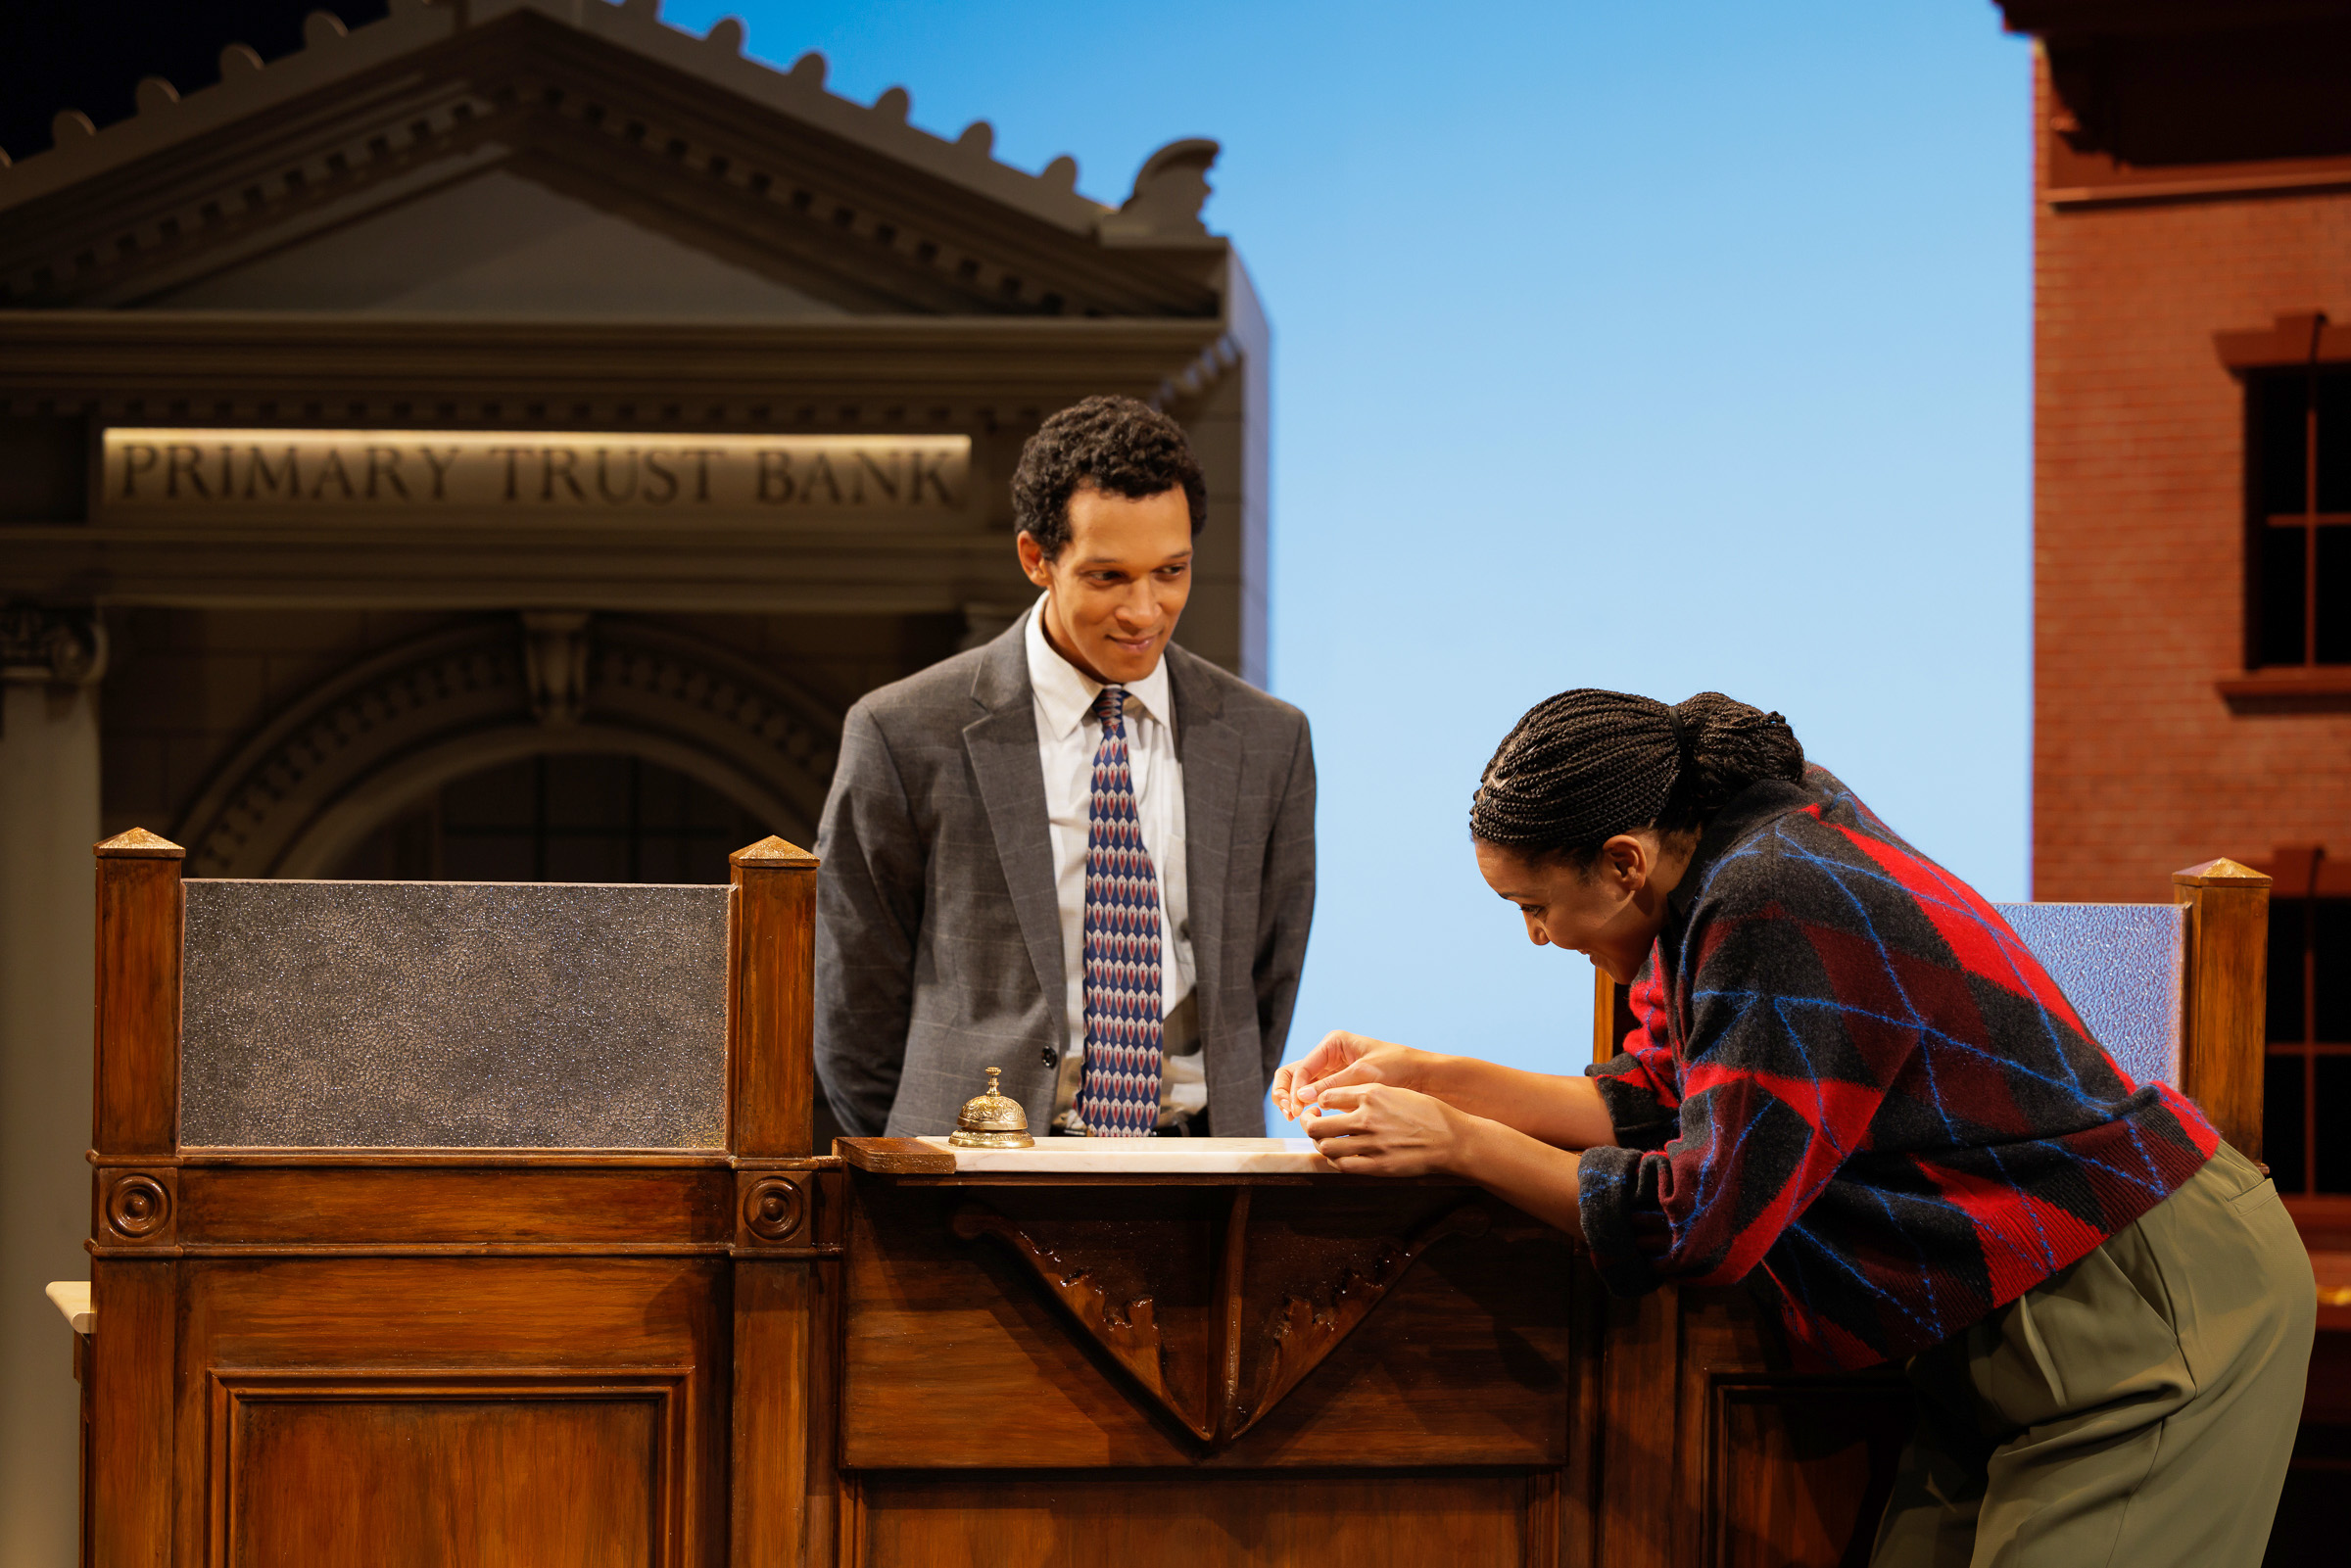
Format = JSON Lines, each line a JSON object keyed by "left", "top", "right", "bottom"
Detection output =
{"left": 1419, "top": 1056, "right": 1618, "bottom": 1150}
{"left": 1450, "top": 1115, "right": 1588, "bottom": 1239}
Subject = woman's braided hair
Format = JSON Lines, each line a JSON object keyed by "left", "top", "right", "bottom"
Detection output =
{"left": 1469, "top": 689, "right": 1804, "bottom": 866}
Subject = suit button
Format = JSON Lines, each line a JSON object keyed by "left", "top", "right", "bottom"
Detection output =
{"left": 1040, "top": 1046, "right": 1059, "bottom": 1069}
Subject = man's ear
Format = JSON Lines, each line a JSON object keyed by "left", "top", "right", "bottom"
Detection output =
{"left": 1016, "top": 530, "right": 1054, "bottom": 589}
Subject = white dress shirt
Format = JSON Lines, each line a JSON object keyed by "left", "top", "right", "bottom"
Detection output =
{"left": 1025, "top": 595, "right": 1204, "bottom": 1128}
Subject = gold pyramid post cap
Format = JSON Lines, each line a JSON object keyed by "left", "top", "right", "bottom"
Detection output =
{"left": 2173, "top": 856, "right": 2273, "bottom": 888}
{"left": 94, "top": 828, "right": 184, "bottom": 860}
{"left": 729, "top": 834, "right": 818, "bottom": 868}
{"left": 949, "top": 1067, "right": 1033, "bottom": 1149}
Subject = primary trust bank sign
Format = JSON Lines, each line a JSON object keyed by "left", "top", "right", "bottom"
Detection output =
{"left": 103, "top": 429, "right": 973, "bottom": 522}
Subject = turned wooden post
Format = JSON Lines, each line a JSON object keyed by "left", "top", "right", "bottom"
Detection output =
{"left": 725, "top": 834, "right": 837, "bottom": 1568}
{"left": 91, "top": 828, "right": 182, "bottom": 1159}
{"left": 89, "top": 828, "right": 184, "bottom": 1568}
{"left": 2174, "top": 857, "right": 2273, "bottom": 1161}
{"left": 728, "top": 834, "right": 821, "bottom": 1158}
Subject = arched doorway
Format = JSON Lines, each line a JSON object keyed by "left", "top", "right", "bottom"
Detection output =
{"left": 335, "top": 751, "right": 770, "bottom": 883}
{"left": 172, "top": 616, "right": 840, "bottom": 878}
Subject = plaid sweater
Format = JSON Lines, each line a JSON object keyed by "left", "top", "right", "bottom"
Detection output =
{"left": 1578, "top": 767, "right": 2218, "bottom": 1369}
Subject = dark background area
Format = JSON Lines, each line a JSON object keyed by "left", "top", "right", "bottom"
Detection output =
{"left": 0, "top": 1, "right": 390, "bottom": 164}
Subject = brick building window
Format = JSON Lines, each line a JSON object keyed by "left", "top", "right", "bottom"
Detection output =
{"left": 2264, "top": 891, "right": 2351, "bottom": 1193}
{"left": 2246, "top": 363, "right": 2351, "bottom": 667}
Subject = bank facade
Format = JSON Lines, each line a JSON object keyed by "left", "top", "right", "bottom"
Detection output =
{"left": 0, "top": 3, "right": 1268, "bottom": 1555}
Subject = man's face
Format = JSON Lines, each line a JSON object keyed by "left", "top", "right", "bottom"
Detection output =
{"left": 1018, "top": 483, "right": 1194, "bottom": 685}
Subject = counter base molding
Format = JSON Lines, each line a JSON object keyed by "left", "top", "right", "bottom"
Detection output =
{"left": 849, "top": 1468, "right": 1556, "bottom": 1565}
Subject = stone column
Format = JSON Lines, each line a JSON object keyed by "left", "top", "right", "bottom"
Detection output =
{"left": 0, "top": 607, "right": 106, "bottom": 1568}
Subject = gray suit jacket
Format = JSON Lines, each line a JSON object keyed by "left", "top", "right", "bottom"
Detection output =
{"left": 813, "top": 622, "right": 1316, "bottom": 1138}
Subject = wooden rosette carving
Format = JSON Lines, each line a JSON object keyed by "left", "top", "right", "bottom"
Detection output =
{"left": 100, "top": 1168, "right": 177, "bottom": 1247}
{"left": 737, "top": 1171, "right": 808, "bottom": 1249}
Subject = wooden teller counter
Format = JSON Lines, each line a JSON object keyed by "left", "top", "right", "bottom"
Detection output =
{"left": 56, "top": 832, "right": 2271, "bottom": 1567}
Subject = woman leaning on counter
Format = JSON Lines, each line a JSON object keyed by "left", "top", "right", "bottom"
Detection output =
{"left": 1274, "top": 689, "right": 2314, "bottom": 1568}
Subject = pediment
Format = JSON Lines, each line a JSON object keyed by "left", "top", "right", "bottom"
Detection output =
{"left": 0, "top": 0, "right": 1225, "bottom": 319}
{"left": 153, "top": 167, "right": 846, "bottom": 317}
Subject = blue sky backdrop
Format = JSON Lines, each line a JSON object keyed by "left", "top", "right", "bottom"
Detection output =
{"left": 669, "top": 0, "right": 2036, "bottom": 1112}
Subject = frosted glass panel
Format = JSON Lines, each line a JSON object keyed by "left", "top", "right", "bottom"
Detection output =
{"left": 179, "top": 880, "right": 728, "bottom": 1149}
{"left": 1993, "top": 902, "right": 2184, "bottom": 1089}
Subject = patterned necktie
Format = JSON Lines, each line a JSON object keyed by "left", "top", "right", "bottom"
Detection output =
{"left": 1077, "top": 686, "right": 1164, "bottom": 1137}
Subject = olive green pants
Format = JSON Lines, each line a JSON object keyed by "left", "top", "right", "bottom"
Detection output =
{"left": 1870, "top": 1143, "right": 2316, "bottom": 1568}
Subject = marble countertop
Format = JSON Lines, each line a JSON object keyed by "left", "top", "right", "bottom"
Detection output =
{"left": 911, "top": 1135, "right": 1332, "bottom": 1174}
{"left": 46, "top": 1281, "right": 92, "bottom": 1335}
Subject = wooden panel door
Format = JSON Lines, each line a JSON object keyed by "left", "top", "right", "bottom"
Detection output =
{"left": 173, "top": 1256, "right": 730, "bottom": 1568}
{"left": 217, "top": 1370, "right": 682, "bottom": 1566}
{"left": 1580, "top": 1283, "right": 1912, "bottom": 1568}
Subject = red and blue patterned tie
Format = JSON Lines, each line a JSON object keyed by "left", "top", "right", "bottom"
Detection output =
{"left": 1077, "top": 687, "right": 1164, "bottom": 1136}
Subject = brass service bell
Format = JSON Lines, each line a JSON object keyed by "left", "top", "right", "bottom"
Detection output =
{"left": 949, "top": 1067, "right": 1034, "bottom": 1149}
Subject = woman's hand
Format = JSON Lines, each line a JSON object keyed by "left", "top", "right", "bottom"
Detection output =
{"left": 1310, "top": 1083, "right": 1591, "bottom": 1238}
{"left": 1300, "top": 1082, "right": 1481, "bottom": 1178}
{"left": 1271, "top": 1029, "right": 1444, "bottom": 1122}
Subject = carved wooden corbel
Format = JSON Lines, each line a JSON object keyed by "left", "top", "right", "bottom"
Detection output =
{"left": 954, "top": 1188, "right": 1491, "bottom": 1447}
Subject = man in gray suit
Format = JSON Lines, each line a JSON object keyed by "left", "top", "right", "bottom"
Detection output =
{"left": 815, "top": 396, "right": 1315, "bottom": 1138}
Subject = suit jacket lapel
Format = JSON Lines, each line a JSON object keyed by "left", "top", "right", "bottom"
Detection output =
{"left": 1171, "top": 648, "right": 1241, "bottom": 1030}
{"left": 963, "top": 625, "right": 1066, "bottom": 1021}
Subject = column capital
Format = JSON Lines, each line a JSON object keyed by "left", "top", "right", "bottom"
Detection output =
{"left": 0, "top": 605, "right": 107, "bottom": 687}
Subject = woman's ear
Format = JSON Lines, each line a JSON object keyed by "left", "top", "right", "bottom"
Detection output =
{"left": 1597, "top": 833, "right": 1649, "bottom": 892}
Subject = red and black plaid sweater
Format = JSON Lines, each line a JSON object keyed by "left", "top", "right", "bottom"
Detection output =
{"left": 1578, "top": 766, "right": 2219, "bottom": 1369}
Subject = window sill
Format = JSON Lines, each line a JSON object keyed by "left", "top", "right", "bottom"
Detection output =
{"left": 2215, "top": 668, "right": 2351, "bottom": 715}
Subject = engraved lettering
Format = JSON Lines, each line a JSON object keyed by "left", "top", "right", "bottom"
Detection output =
{"left": 487, "top": 446, "right": 528, "bottom": 501}
{"left": 911, "top": 450, "right": 958, "bottom": 505}
{"left": 644, "top": 451, "right": 679, "bottom": 503}
{"left": 310, "top": 448, "right": 356, "bottom": 499}
{"left": 542, "top": 448, "right": 585, "bottom": 502}
{"left": 120, "top": 444, "right": 158, "bottom": 499}
{"left": 165, "top": 444, "right": 211, "bottom": 500}
{"left": 595, "top": 448, "right": 640, "bottom": 503}
{"left": 418, "top": 447, "right": 458, "bottom": 500}
{"left": 102, "top": 430, "right": 971, "bottom": 517}
{"left": 802, "top": 451, "right": 844, "bottom": 505}
{"left": 756, "top": 451, "right": 794, "bottom": 502}
{"left": 245, "top": 447, "right": 299, "bottom": 499}
{"left": 854, "top": 451, "right": 901, "bottom": 503}
{"left": 682, "top": 448, "right": 724, "bottom": 502}
{"left": 364, "top": 446, "right": 408, "bottom": 500}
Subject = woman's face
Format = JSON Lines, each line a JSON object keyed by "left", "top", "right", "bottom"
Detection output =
{"left": 1473, "top": 833, "right": 1687, "bottom": 983}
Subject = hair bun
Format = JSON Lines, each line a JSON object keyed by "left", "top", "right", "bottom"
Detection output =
{"left": 1471, "top": 689, "right": 1804, "bottom": 864}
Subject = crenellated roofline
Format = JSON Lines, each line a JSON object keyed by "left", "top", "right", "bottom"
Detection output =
{"left": 0, "top": 0, "right": 1227, "bottom": 316}
{"left": 0, "top": 0, "right": 1169, "bottom": 228}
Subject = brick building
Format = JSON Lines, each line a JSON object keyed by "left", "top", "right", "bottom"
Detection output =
{"left": 1998, "top": 3, "right": 2351, "bottom": 1558}
{"left": 2002, "top": 0, "right": 2351, "bottom": 1194}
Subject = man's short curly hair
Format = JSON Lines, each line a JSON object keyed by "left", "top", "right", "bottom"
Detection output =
{"left": 1011, "top": 395, "right": 1208, "bottom": 560}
